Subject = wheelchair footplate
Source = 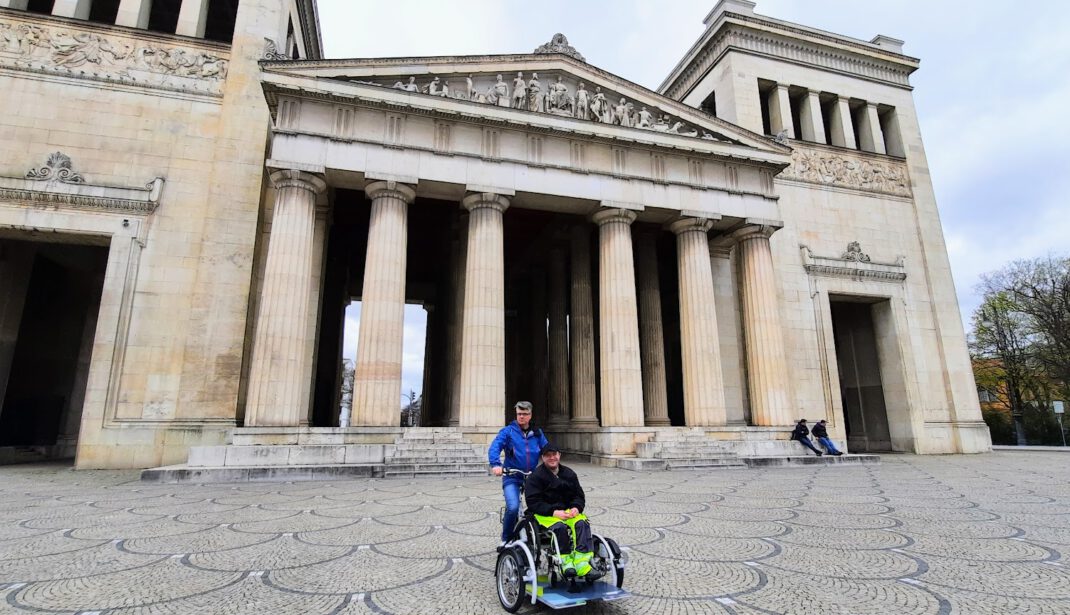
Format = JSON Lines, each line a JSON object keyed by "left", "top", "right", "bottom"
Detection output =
{"left": 535, "top": 577, "right": 630, "bottom": 609}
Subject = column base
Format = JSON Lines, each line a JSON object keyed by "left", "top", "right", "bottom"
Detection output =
{"left": 644, "top": 417, "right": 672, "bottom": 426}
{"left": 570, "top": 418, "right": 600, "bottom": 427}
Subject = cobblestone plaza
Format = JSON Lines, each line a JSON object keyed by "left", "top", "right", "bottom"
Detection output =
{"left": 0, "top": 453, "right": 1067, "bottom": 614}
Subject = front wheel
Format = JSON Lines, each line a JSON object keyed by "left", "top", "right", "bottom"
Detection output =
{"left": 496, "top": 548, "right": 527, "bottom": 612}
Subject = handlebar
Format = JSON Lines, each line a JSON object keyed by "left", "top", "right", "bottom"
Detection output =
{"left": 500, "top": 468, "right": 531, "bottom": 477}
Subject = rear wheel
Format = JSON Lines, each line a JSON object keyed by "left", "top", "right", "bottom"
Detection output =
{"left": 496, "top": 548, "right": 526, "bottom": 613}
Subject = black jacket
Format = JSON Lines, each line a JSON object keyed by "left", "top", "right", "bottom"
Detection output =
{"left": 524, "top": 463, "right": 586, "bottom": 517}
{"left": 811, "top": 422, "right": 829, "bottom": 438}
{"left": 791, "top": 423, "right": 810, "bottom": 440}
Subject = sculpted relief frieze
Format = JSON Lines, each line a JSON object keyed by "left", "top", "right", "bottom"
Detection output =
{"left": 331, "top": 36, "right": 736, "bottom": 144}
{"left": 0, "top": 16, "right": 228, "bottom": 97}
{"left": 0, "top": 152, "right": 163, "bottom": 214}
{"left": 779, "top": 144, "right": 911, "bottom": 197}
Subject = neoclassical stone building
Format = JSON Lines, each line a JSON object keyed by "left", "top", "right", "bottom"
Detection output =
{"left": 0, "top": 0, "right": 990, "bottom": 471}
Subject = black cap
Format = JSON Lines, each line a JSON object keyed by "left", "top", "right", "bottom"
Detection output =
{"left": 540, "top": 443, "right": 561, "bottom": 456}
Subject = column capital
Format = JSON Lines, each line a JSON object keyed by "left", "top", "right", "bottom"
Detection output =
{"left": 462, "top": 192, "right": 510, "bottom": 213}
{"left": 270, "top": 169, "right": 327, "bottom": 194}
{"left": 365, "top": 180, "right": 416, "bottom": 204}
{"left": 729, "top": 219, "right": 784, "bottom": 243}
{"left": 591, "top": 207, "right": 637, "bottom": 227}
{"left": 668, "top": 217, "right": 714, "bottom": 236}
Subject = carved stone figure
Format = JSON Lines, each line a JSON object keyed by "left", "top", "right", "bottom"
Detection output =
{"left": 527, "top": 72, "right": 543, "bottom": 112}
{"left": 637, "top": 107, "right": 652, "bottom": 128}
{"left": 403, "top": 76, "right": 418, "bottom": 92}
{"left": 590, "top": 87, "right": 609, "bottom": 123}
{"left": 492, "top": 74, "right": 509, "bottom": 107}
{"left": 546, "top": 75, "right": 573, "bottom": 115}
{"left": 613, "top": 98, "right": 630, "bottom": 126}
{"left": 511, "top": 72, "right": 527, "bottom": 109}
{"left": 669, "top": 122, "right": 698, "bottom": 137}
{"left": 441, "top": 79, "right": 451, "bottom": 98}
{"left": 575, "top": 82, "right": 589, "bottom": 120}
{"left": 652, "top": 115, "right": 671, "bottom": 132}
{"left": 465, "top": 74, "right": 475, "bottom": 100}
{"left": 427, "top": 76, "right": 442, "bottom": 96}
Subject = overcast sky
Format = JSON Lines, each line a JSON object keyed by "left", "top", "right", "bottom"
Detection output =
{"left": 321, "top": 0, "right": 1070, "bottom": 406}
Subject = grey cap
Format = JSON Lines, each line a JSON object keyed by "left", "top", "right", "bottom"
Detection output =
{"left": 514, "top": 401, "right": 533, "bottom": 412}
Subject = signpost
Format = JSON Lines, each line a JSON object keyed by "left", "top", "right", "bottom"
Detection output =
{"left": 1055, "top": 401, "right": 1066, "bottom": 447}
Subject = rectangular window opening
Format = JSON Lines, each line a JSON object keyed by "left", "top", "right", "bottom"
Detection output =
{"left": 26, "top": 0, "right": 55, "bottom": 14}
{"left": 757, "top": 79, "right": 775, "bottom": 136}
{"left": 147, "top": 0, "right": 181, "bottom": 34}
{"left": 788, "top": 88, "right": 805, "bottom": 140}
{"left": 819, "top": 96, "right": 836, "bottom": 146}
{"left": 850, "top": 101, "right": 865, "bottom": 150}
{"left": 878, "top": 105, "right": 905, "bottom": 157}
{"left": 88, "top": 0, "right": 121, "bottom": 23}
{"left": 204, "top": 0, "right": 240, "bottom": 43}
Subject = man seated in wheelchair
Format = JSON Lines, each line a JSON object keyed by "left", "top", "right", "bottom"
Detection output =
{"left": 523, "top": 443, "right": 595, "bottom": 577}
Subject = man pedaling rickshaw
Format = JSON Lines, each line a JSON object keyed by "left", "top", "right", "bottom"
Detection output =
{"left": 488, "top": 401, "right": 548, "bottom": 548}
{"left": 524, "top": 444, "right": 594, "bottom": 577}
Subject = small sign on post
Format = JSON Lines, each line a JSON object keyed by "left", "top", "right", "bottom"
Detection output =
{"left": 1055, "top": 401, "right": 1065, "bottom": 414}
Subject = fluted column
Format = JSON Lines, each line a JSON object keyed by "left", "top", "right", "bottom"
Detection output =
{"left": 569, "top": 225, "right": 598, "bottom": 426}
{"left": 592, "top": 208, "right": 644, "bottom": 427}
{"left": 547, "top": 244, "right": 570, "bottom": 428}
{"left": 446, "top": 213, "right": 468, "bottom": 426}
{"left": 858, "top": 102, "right": 886, "bottom": 154}
{"left": 528, "top": 268, "right": 549, "bottom": 425}
{"left": 733, "top": 223, "right": 792, "bottom": 426}
{"left": 351, "top": 181, "right": 415, "bottom": 426}
{"left": 176, "top": 0, "right": 211, "bottom": 38}
{"left": 245, "top": 170, "right": 327, "bottom": 426}
{"left": 634, "top": 230, "right": 670, "bottom": 426}
{"left": 671, "top": 218, "right": 727, "bottom": 426}
{"left": 458, "top": 192, "right": 511, "bottom": 427}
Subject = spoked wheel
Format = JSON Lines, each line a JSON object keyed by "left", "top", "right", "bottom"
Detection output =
{"left": 496, "top": 548, "right": 527, "bottom": 613}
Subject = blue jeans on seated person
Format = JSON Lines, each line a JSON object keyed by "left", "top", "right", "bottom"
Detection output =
{"left": 796, "top": 435, "right": 822, "bottom": 455}
{"left": 501, "top": 476, "right": 523, "bottom": 541}
{"left": 817, "top": 436, "right": 841, "bottom": 454}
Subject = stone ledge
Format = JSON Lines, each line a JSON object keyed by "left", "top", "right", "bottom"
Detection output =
{"left": 742, "top": 454, "right": 881, "bottom": 467}
{"left": 140, "top": 463, "right": 381, "bottom": 484}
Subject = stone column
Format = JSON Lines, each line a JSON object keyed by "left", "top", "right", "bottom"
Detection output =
{"left": 829, "top": 96, "right": 856, "bottom": 149}
{"left": 458, "top": 192, "right": 511, "bottom": 427}
{"left": 527, "top": 268, "right": 549, "bottom": 425}
{"left": 52, "top": 0, "right": 92, "bottom": 19}
{"left": 671, "top": 218, "right": 727, "bottom": 426}
{"left": 592, "top": 208, "right": 644, "bottom": 427}
{"left": 176, "top": 0, "right": 211, "bottom": 37}
{"left": 245, "top": 170, "right": 327, "bottom": 426}
{"left": 351, "top": 181, "right": 415, "bottom": 427}
{"left": 733, "top": 223, "right": 792, "bottom": 426}
{"left": 799, "top": 91, "right": 826, "bottom": 144}
{"left": 634, "top": 230, "right": 670, "bottom": 426}
{"left": 767, "top": 84, "right": 795, "bottom": 137}
{"left": 569, "top": 225, "right": 598, "bottom": 426}
{"left": 419, "top": 305, "right": 435, "bottom": 426}
{"left": 858, "top": 102, "right": 887, "bottom": 154}
{"left": 446, "top": 213, "right": 468, "bottom": 426}
{"left": 115, "top": 0, "right": 151, "bottom": 28}
{"left": 547, "top": 244, "right": 571, "bottom": 428}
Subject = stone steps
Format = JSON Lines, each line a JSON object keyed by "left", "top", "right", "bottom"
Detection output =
{"left": 382, "top": 428, "right": 487, "bottom": 479}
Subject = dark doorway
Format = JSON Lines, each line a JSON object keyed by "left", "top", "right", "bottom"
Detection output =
{"left": 0, "top": 237, "right": 108, "bottom": 462}
{"left": 830, "top": 298, "right": 892, "bottom": 452}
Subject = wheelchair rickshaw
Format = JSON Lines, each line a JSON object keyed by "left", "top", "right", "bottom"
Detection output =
{"left": 494, "top": 469, "right": 630, "bottom": 611}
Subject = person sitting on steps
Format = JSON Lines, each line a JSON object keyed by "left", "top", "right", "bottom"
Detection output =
{"left": 811, "top": 419, "right": 844, "bottom": 456}
{"left": 524, "top": 444, "right": 594, "bottom": 577}
{"left": 790, "top": 419, "right": 824, "bottom": 456}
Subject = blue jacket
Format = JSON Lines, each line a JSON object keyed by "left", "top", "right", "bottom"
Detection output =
{"left": 488, "top": 421, "right": 549, "bottom": 474}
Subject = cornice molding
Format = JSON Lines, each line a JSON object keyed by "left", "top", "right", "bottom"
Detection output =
{"left": 800, "top": 243, "right": 906, "bottom": 283}
{"left": 0, "top": 153, "right": 163, "bottom": 214}
{"left": 662, "top": 17, "right": 917, "bottom": 100}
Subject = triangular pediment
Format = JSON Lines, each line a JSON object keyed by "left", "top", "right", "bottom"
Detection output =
{"left": 261, "top": 51, "right": 790, "bottom": 163}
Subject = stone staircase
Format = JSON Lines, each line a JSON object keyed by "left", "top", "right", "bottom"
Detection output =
{"left": 635, "top": 428, "right": 746, "bottom": 470}
{"left": 382, "top": 428, "right": 488, "bottom": 479}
